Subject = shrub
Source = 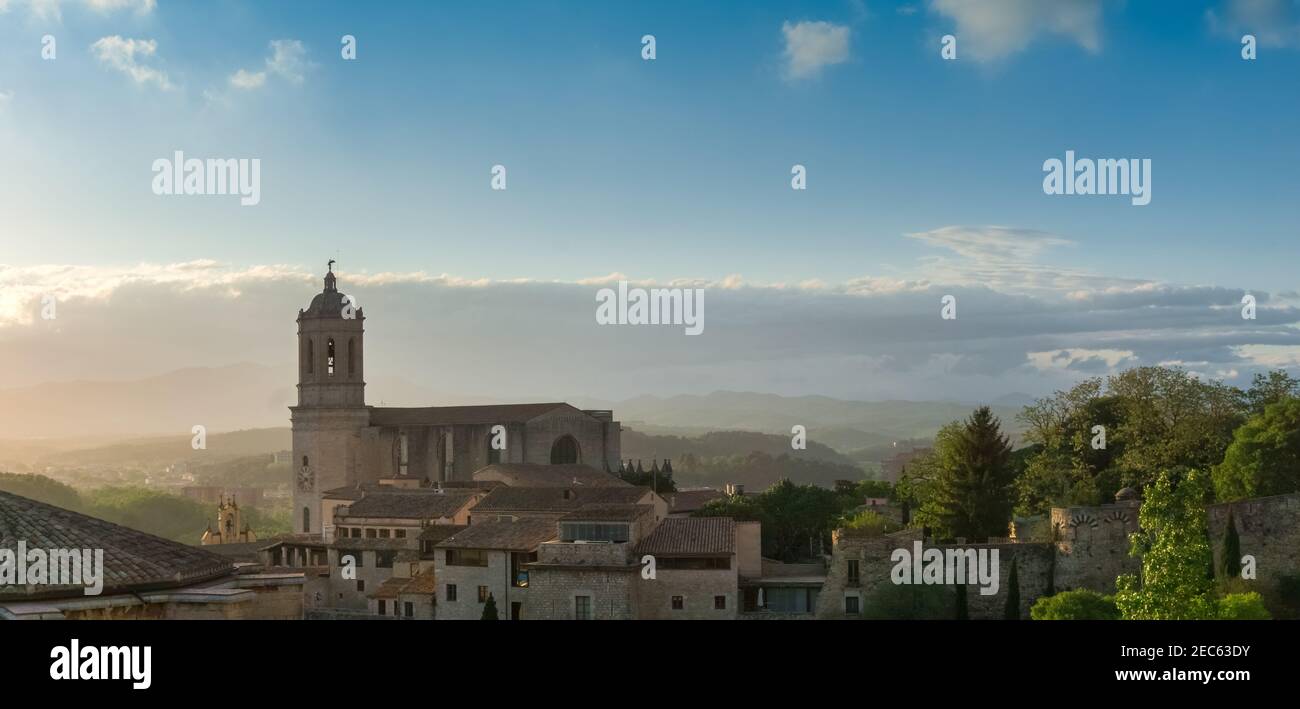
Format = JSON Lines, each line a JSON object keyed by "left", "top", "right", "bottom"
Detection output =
{"left": 1217, "top": 592, "right": 1270, "bottom": 620}
{"left": 1030, "top": 589, "right": 1120, "bottom": 620}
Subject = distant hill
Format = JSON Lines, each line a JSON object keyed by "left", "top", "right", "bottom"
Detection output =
{"left": 621, "top": 429, "right": 856, "bottom": 467}
{"left": 601, "top": 392, "right": 1025, "bottom": 452}
{"left": 0, "top": 366, "right": 1030, "bottom": 466}
{"left": 1, "top": 428, "right": 291, "bottom": 469}
{"left": 0, "top": 363, "right": 294, "bottom": 439}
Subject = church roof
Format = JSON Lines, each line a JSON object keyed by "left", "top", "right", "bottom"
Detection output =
{"left": 369, "top": 402, "right": 582, "bottom": 426}
{"left": 473, "top": 463, "right": 630, "bottom": 488}
{"left": 0, "top": 490, "right": 234, "bottom": 600}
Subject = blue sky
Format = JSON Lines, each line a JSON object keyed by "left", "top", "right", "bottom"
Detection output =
{"left": 1, "top": 0, "right": 1299, "bottom": 402}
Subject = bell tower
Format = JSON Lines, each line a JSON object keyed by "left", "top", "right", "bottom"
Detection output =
{"left": 290, "top": 261, "right": 371, "bottom": 536}
{"left": 298, "top": 259, "right": 365, "bottom": 407}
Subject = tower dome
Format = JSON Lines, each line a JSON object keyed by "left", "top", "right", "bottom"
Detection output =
{"left": 295, "top": 260, "right": 365, "bottom": 408}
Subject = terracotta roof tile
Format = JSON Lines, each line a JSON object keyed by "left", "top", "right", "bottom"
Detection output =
{"left": 634, "top": 517, "right": 735, "bottom": 556}
{"left": 436, "top": 518, "right": 556, "bottom": 551}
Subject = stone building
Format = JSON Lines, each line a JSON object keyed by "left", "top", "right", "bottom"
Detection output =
{"left": 291, "top": 264, "right": 622, "bottom": 535}
{"left": 816, "top": 490, "right": 1146, "bottom": 620}
{"left": 525, "top": 514, "right": 760, "bottom": 620}
{"left": 433, "top": 517, "right": 557, "bottom": 620}
{"left": 1, "top": 490, "right": 303, "bottom": 620}
{"left": 1049, "top": 489, "right": 1142, "bottom": 594}
{"left": 634, "top": 517, "right": 757, "bottom": 619}
{"left": 322, "top": 490, "right": 479, "bottom": 614}
{"left": 1207, "top": 492, "right": 1300, "bottom": 615}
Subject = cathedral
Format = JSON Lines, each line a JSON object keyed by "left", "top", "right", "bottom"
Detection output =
{"left": 290, "top": 263, "right": 622, "bottom": 534}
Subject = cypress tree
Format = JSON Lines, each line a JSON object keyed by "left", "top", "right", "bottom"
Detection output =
{"left": 1219, "top": 508, "right": 1241, "bottom": 580}
{"left": 481, "top": 593, "right": 499, "bottom": 620}
{"left": 1004, "top": 556, "right": 1021, "bottom": 620}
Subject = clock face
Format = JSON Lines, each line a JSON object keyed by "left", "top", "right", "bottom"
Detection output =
{"left": 297, "top": 466, "right": 315, "bottom": 492}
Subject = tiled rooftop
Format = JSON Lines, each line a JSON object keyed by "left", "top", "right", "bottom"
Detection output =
{"left": 634, "top": 517, "right": 735, "bottom": 556}
{"left": 0, "top": 490, "right": 234, "bottom": 599}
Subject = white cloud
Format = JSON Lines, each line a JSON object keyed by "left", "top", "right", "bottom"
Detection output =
{"left": 781, "top": 20, "right": 851, "bottom": 80}
{"left": 1028, "top": 348, "right": 1138, "bottom": 373}
{"left": 91, "top": 36, "right": 173, "bottom": 90}
{"left": 227, "top": 39, "right": 309, "bottom": 91}
{"left": 2, "top": 0, "right": 152, "bottom": 21}
{"left": 267, "top": 39, "right": 308, "bottom": 83}
{"left": 3, "top": 256, "right": 1299, "bottom": 401}
{"left": 85, "top": 0, "right": 155, "bottom": 13}
{"left": 904, "top": 225, "right": 1142, "bottom": 295}
{"left": 929, "top": 0, "right": 1104, "bottom": 62}
{"left": 1207, "top": 0, "right": 1300, "bottom": 47}
{"left": 229, "top": 68, "right": 266, "bottom": 90}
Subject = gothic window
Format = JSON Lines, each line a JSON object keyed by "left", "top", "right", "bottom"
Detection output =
{"left": 302, "top": 456, "right": 309, "bottom": 467}
{"left": 348, "top": 338, "right": 355, "bottom": 377}
{"left": 327, "top": 338, "right": 336, "bottom": 376}
{"left": 399, "top": 432, "right": 409, "bottom": 476}
{"left": 306, "top": 340, "right": 314, "bottom": 374}
{"left": 302, "top": 507, "right": 311, "bottom": 533}
{"left": 550, "top": 435, "right": 580, "bottom": 465}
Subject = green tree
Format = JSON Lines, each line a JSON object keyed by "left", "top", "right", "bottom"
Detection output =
{"left": 1213, "top": 398, "right": 1300, "bottom": 501}
{"left": 481, "top": 593, "right": 499, "bottom": 620}
{"left": 1004, "top": 557, "right": 1021, "bottom": 620}
{"left": 1029, "top": 590, "right": 1120, "bottom": 620}
{"left": 1108, "top": 367, "right": 1244, "bottom": 487}
{"left": 929, "top": 407, "right": 1015, "bottom": 540}
{"left": 695, "top": 479, "right": 841, "bottom": 561}
{"left": 0, "top": 473, "right": 84, "bottom": 512}
{"left": 1115, "top": 469, "right": 1218, "bottom": 620}
{"left": 839, "top": 509, "right": 895, "bottom": 536}
{"left": 1244, "top": 369, "right": 1300, "bottom": 415}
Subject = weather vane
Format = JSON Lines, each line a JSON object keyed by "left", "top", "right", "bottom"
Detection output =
{"left": 328, "top": 259, "right": 336, "bottom": 272}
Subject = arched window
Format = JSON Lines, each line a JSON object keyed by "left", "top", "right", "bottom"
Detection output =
{"left": 306, "top": 339, "right": 314, "bottom": 374}
{"left": 327, "top": 338, "right": 336, "bottom": 376}
{"left": 550, "top": 435, "right": 580, "bottom": 465}
{"left": 302, "top": 507, "right": 311, "bottom": 533}
{"left": 348, "top": 338, "right": 355, "bottom": 377}
{"left": 398, "top": 432, "right": 409, "bottom": 476}
{"left": 302, "top": 455, "right": 309, "bottom": 467}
